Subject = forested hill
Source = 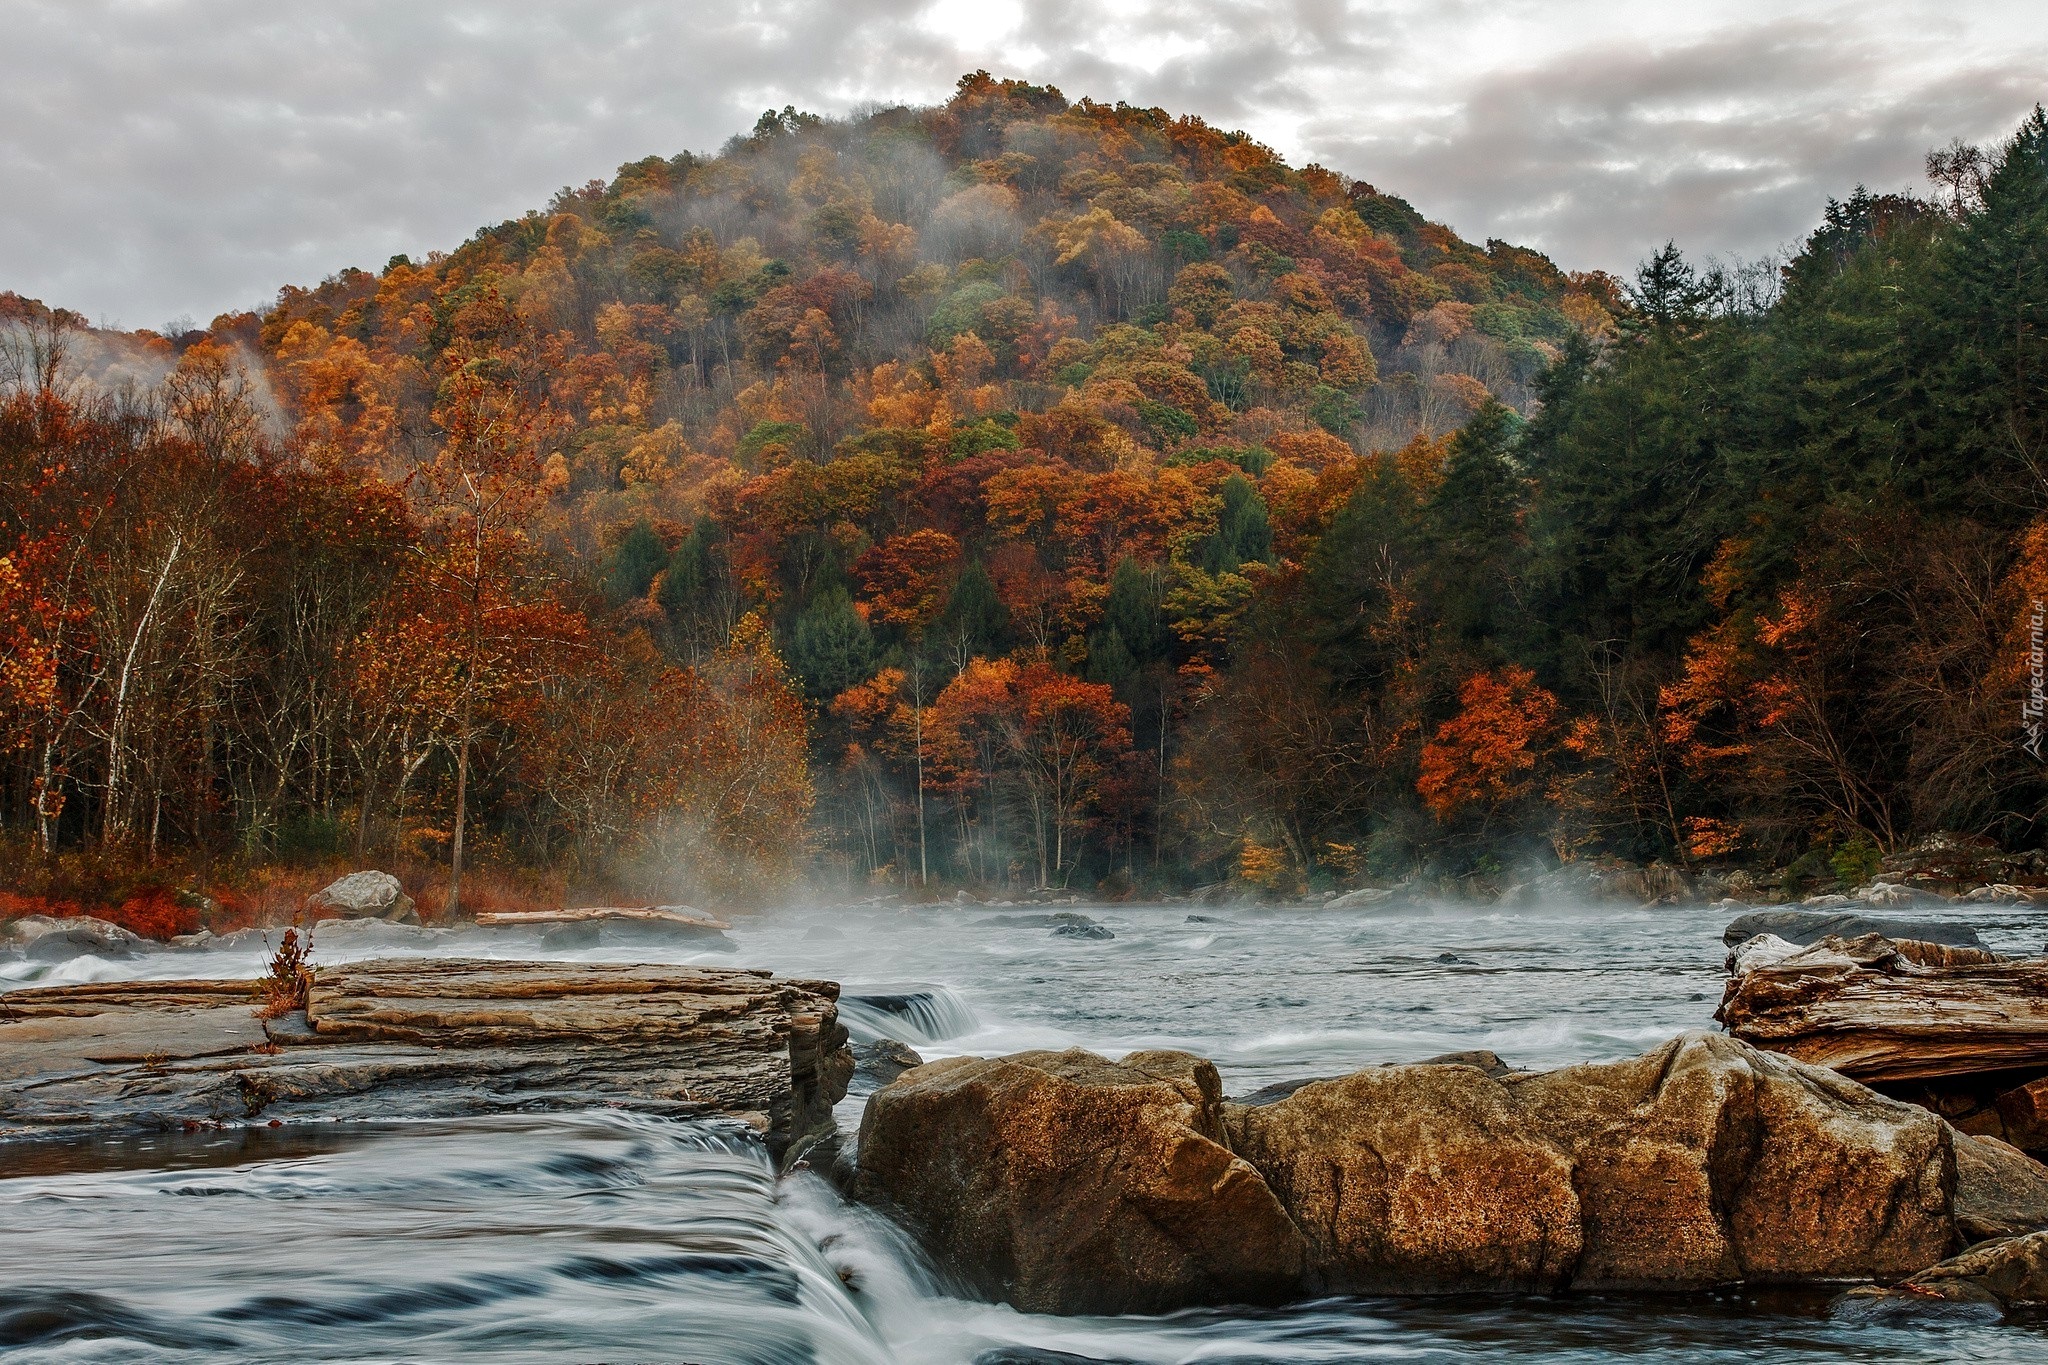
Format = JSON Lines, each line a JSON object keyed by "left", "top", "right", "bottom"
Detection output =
{"left": 2, "top": 77, "right": 2045, "bottom": 920}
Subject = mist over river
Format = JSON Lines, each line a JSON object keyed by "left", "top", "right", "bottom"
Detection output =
{"left": 6, "top": 899, "right": 2048, "bottom": 1362}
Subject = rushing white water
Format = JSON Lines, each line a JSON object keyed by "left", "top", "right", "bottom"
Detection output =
{"left": 6, "top": 898, "right": 2048, "bottom": 1361}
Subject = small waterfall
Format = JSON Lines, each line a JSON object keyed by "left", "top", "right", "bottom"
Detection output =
{"left": 839, "top": 985, "right": 980, "bottom": 1045}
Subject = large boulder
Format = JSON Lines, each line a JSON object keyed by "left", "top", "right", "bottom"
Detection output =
{"left": 858, "top": 1033, "right": 1958, "bottom": 1311}
{"left": 1506, "top": 1032, "right": 1953, "bottom": 1287}
{"left": 1224, "top": 1063, "right": 1582, "bottom": 1294}
{"left": 854, "top": 1048, "right": 1307, "bottom": 1314}
{"left": 306, "top": 871, "right": 417, "bottom": 924}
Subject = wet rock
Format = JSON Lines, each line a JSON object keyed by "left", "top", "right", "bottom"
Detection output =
{"left": 0, "top": 960, "right": 851, "bottom": 1166}
{"left": 1837, "top": 1230, "right": 2048, "bottom": 1313}
{"left": 852, "top": 1038, "right": 923, "bottom": 1091}
{"left": 855, "top": 1048, "right": 1307, "bottom": 1314}
{"left": 1227, "top": 1064, "right": 1583, "bottom": 1294}
{"left": 1184, "top": 914, "right": 1237, "bottom": 925}
{"left": 1721, "top": 909, "right": 1984, "bottom": 950}
{"left": 306, "top": 871, "right": 417, "bottom": 925}
{"left": 839, "top": 986, "right": 975, "bottom": 1044}
{"left": 1954, "top": 1133, "right": 2048, "bottom": 1243}
{"left": 1505, "top": 1032, "right": 1952, "bottom": 1288}
{"left": 1325, "top": 888, "right": 1395, "bottom": 909}
{"left": 1051, "top": 920, "right": 1114, "bottom": 940}
{"left": 861, "top": 1032, "right": 1958, "bottom": 1307}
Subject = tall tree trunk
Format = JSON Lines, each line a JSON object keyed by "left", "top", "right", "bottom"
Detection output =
{"left": 914, "top": 701, "right": 928, "bottom": 886}
{"left": 449, "top": 713, "right": 472, "bottom": 917}
{"left": 103, "top": 534, "right": 182, "bottom": 848}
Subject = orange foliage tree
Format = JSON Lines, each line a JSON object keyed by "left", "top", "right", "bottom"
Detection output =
{"left": 928, "top": 657, "right": 1132, "bottom": 887}
{"left": 1417, "top": 666, "right": 1560, "bottom": 828}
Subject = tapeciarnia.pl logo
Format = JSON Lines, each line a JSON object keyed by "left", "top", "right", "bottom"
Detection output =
{"left": 2027, "top": 599, "right": 2046, "bottom": 760}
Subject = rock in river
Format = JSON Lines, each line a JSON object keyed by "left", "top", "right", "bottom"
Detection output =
{"left": 857, "top": 1031, "right": 1962, "bottom": 1311}
{"left": 2, "top": 915, "right": 148, "bottom": 962}
{"left": 1837, "top": 1230, "right": 2048, "bottom": 1314}
{"left": 0, "top": 959, "right": 851, "bottom": 1165}
{"left": 1718, "top": 933, "right": 2048, "bottom": 1083}
{"left": 854, "top": 1048, "right": 1308, "bottom": 1314}
{"left": 1722, "top": 908, "right": 1984, "bottom": 951}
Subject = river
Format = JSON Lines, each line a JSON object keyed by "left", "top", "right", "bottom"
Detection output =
{"left": 4, "top": 898, "right": 2046, "bottom": 1362}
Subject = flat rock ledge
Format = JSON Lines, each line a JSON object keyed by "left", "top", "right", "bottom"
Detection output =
{"left": 0, "top": 959, "right": 852, "bottom": 1165}
{"left": 855, "top": 1032, "right": 2048, "bottom": 1316}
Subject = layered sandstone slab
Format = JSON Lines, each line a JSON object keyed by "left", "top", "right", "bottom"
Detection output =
{"left": 0, "top": 959, "right": 850, "bottom": 1164}
{"left": 1719, "top": 933, "right": 2048, "bottom": 1083}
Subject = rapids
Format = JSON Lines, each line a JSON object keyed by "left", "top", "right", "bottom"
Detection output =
{"left": 5, "top": 898, "right": 2048, "bottom": 1361}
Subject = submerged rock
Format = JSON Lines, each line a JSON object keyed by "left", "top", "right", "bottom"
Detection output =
{"left": 472, "top": 906, "right": 735, "bottom": 951}
{"left": 1325, "top": 888, "right": 1395, "bottom": 909}
{"left": 854, "top": 1048, "right": 1307, "bottom": 1315}
{"left": 1051, "top": 920, "right": 1114, "bottom": 940}
{"left": 857, "top": 1031, "right": 1960, "bottom": 1311}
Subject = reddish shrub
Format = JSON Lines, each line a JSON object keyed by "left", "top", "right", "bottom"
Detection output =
{"left": 103, "top": 889, "right": 201, "bottom": 941}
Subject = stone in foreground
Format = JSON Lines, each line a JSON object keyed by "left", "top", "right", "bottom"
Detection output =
{"left": 0, "top": 959, "right": 850, "bottom": 1164}
{"left": 1227, "top": 1064, "right": 1582, "bottom": 1294}
{"left": 857, "top": 1032, "right": 1967, "bottom": 1313}
{"left": 854, "top": 1048, "right": 1307, "bottom": 1314}
{"left": 1505, "top": 1032, "right": 1950, "bottom": 1288}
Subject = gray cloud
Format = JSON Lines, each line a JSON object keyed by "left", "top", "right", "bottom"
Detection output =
{"left": 0, "top": 0, "right": 2040, "bottom": 326}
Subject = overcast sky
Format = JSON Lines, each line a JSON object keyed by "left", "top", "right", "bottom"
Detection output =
{"left": 3, "top": 0, "right": 2041, "bottom": 330}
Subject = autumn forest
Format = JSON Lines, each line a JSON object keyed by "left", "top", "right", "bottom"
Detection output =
{"left": 4, "top": 75, "right": 2046, "bottom": 925}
